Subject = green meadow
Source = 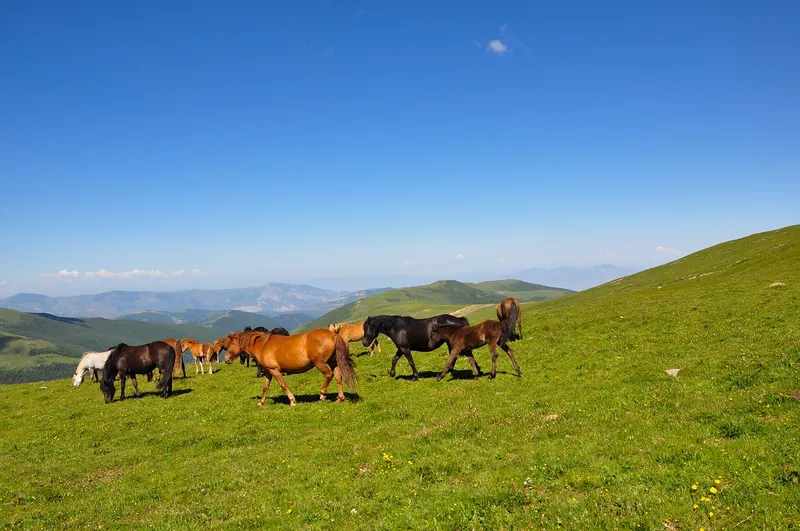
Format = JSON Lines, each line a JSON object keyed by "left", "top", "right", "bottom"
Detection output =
{"left": 1, "top": 226, "right": 799, "bottom": 529}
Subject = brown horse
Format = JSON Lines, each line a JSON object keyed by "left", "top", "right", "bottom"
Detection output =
{"left": 221, "top": 328, "right": 356, "bottom": 406}
{"left": 496, "top": 297, "right": 523, "bottom": 340}
{"left": 328, "top": 322, "right": 382, "bottom": 356}
{"left": 182, "top": 338, "right": 215, "bottom": 374}
{"left": 100, "top": 341, "right": 175, "bottom": 403}
{"left": 431, "top": 317, "right": 522, "bottom": 381}
{"left": 163, "top": 337, "right": 186, "bottom": 378}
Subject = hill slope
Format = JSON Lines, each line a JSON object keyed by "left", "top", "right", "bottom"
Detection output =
{"left": 116, "top": 309, "right": 312, "bottom": 330}
{"left": 0, "top": 226, "right": 798, "bottom": 529}
{"left": 296, "top": 279, "right": 571, "bottom": 332}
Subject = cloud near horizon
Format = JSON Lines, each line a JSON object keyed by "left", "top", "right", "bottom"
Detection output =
{"left": 453, "top": 254, "right": 465, "bottom": 260}
{"left": 84, "top": 269, "right": 166, "bottom": 279}
{"left": 40, "top": 269, "right": 79, "bottom": 279}
{"left": 654, "top": 246, "right": 681, "bottom": 255}
{"left": 172, "top": 268, "right": 208, "bottom": 277}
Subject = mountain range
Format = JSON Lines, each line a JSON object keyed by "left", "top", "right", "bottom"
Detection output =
{"left": 0, "top": 284, "right": 392, "bottom": 319}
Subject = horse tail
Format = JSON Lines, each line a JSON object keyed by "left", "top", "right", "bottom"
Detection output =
{"left": 334, "top": 334, "right": 357, "bottom": 391}
{"left": 515, "top": 300, "right": 523, "bottom": 340}
{"left": 157, "top": 345, "right": 175, "bottom": 392}
{"left": 502, "top": 302, "right": 517, "bottom": 343}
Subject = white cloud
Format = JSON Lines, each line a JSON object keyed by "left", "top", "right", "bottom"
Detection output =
{"left": 487, "top": 39, "right": 508, "bottom": 54}
{"left": 41, "top": 269, "right": 79, "bottom": 279}
{"left": 172, "top": 268, "right": 207, "bottom": 277}
{"left": 403, "top": 260, "right": 413, "bottom": 266}
{"left": 84, "top": 269, "right": 165, "bottom": 279}
{"left": 605, "top": 250, "right": 617, "bottom": 258}
{"left": 454, "top": 254, "right": 465, "bottom": 260}
{"left": 655, "top": 246, "right": 681, "bottom": 255}
{"left": 0, "top": 280, "right": 6, "bottom": 286}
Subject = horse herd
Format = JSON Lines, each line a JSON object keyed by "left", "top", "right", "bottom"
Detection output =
{"left": 72, "top": 298, "right": 524, "bottom": 406}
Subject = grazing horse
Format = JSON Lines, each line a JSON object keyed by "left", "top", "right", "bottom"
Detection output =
{"left": 496, "top": 297, "right": 523, "bottom": 340}
{"left": 73, "top": 349, "right": 113, "bottom": 386}
{"left": 99, "top": 341, "right": 175, "bottom": 403}
{"left": 222, "top": 328, "right": 356, "bottom": 406}
{"left": 182, "top": 338, "right": 215, "bottom": 374}
{"left": 432, "top": 313, "right": 522, "bottom": 381}
{"left": 163, "top": 337, "right": 186, "bottom": 378}
{"left": 328, "top": 322, "right": 382, "bottom": 357}
{"left": 361, "top": 314, "right": 474, "bottom": 381}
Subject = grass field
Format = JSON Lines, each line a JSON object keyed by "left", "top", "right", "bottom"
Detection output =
{"left": 1, "top": 226, "right": 799, "bottom": 529}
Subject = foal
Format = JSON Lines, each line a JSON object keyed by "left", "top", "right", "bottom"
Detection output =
{"left": 431, "top": 319, "right": 522, "bottom": 381}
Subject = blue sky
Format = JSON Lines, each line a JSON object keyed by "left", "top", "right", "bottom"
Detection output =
{"left": 1, "top": 1, "right": 798, "bottom": 296}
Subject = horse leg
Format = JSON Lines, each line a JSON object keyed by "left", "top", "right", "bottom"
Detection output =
{"left": 207, "top": 354, "right": 213, "bottom": 375}
{"left": 402, "top": 350, "right": 421, "bottom": 381}
{"left": 130, "top": 374, "right": 142, "bottom": 397}
{"left": 489, "top": 342, "right": 500, "bottom": 379}
{"left": 333, "top": 366, "right": 345, "bottom": 403}
{"left": 389, "top": 350, "right": 403, "bottom": 378}
{"left": 266, "top": 368, "right": 296, "bottom": 407}
{"left": 119, "top": 373, "right": 127, "bottom": 401}
{"left": 193, "top": 358, "right": 199, "bottom": 374}
{"left": 437, "top": 347, "right": 462, "bottom": 381}
{"left": 463, "top": 349, "right": 482, "bottom": 379}
{"left": 198, "top": 358, "right": 205, "bottom": 374}
{"left": 500, "top": 342, "right": 522, "bottom": 378}
{"left": 315, "top": 362, "right": 335, "bottom": 401}
{"left": 258, "top": 373, "right": 273, "bottom": 406}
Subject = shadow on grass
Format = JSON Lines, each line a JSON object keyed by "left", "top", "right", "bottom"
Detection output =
{"left": 395, "top": 369, "right": 480, "bottom": 380}
{"left": 114, "top": 388, "right": 193, "bottom": 401}
{"left": 251, "top": 392, "right": 361, "bottom": 405}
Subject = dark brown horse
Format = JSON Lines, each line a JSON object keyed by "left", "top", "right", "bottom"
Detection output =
{"left": 100, "top": 341, "right": 176, "bottom": 403}
{"left": 362, "top": 314, "right": 473, "bottom": 381}
{"left": 432, "top": 314, "right": 522, "bottom": 381}
{"left": 496, "top": 297, "right": 523, "bottom": 340}
{"left": 221, "top": 328, "right": 356, "bottom": 406}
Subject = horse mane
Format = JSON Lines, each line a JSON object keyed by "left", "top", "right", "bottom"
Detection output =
{"left": 365, "top": 315, "right": 412, "bottom": 331}
{"left": 100, "top": 343, "right": 126, "bottom": 388}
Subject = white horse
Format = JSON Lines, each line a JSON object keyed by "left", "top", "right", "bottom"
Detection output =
{"left": 73, "top": 349, "right": 113, "bottom": 387}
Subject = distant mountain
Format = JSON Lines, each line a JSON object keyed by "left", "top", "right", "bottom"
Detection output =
{"left": 296, "top": 279, "right": 571, "bottom": 332}
{"left": 0, "top": 284, "right": 393, "bottom": 319}
{"left": 116, "top": 309, "right": 312, "bottom": 331}
{"left": 513, "top": 265, "right": 639, "bottom": 291}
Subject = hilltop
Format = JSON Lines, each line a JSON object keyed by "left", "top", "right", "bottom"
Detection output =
{"left": 1, "top": 225, "right": 797, "bottom": 529}
{"left": 296, "top": 279, "right": 571, "bottom": 331}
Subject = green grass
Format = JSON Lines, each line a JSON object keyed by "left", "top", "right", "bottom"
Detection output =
{"left": 297, "top": 279, "right": 571, "bottom": 332}
{"left": 1, "top": 225, "right": 799, "bottom": 529}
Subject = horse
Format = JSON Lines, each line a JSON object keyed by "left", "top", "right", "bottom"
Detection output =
{"left": 496, "top": 297, "right": 523, "bottom": 340}
{"left": 432, "top": 306, "right": 521, "bottom": 381}
{"left": 221, "top": 327, "right": 356, "bottom": 406}
{"left": 163, "top": 337, "right": 186, "bottom": 378}
{"left": 328, "top": 322, "right": 382, "bottom": 356}
{"left": 99, "top": 341, "right": 175, "bottom": 403}
{"left": 361, "top": 314, "right": 474, "bottom": 381}
{"left": 182, "top": 338, "right": 215, "bottom": 374}
{"left": 72, "top": 349, "right": 113, "bottom": 386}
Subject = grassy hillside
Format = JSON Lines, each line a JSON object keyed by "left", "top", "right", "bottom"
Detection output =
{"left": 297, "top": 279, "right": 571, "bottom": 332}
{"left": 1, "top": 225, "right": 798, "bottom": 529}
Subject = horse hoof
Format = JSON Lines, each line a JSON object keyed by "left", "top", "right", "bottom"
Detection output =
{"left": 335, "top": 397, "right": 344, "bottom": 404}
{"left": 489, "top": 374, "right": 496, "bottom": 380}
{"left": 411, "top": 374, "right": 419, "bottom": 382}
{"left": 289, "top": 401, "right": 297, "bottom": 407}
{"left": 257, "top": 402, "right": 264, "bottom": 407}
{"left": 389, "top": 370, "right": 396, "bottom": 378}
{"left": 319, "top": 395, "right": 327, "bottom": 401}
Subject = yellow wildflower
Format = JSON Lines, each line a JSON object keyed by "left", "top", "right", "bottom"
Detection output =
{"left": 709, "top": 487, "right": 718, "bottom": 494}
{"left": 691, "top": 484, "right": 698, "bottom": 490}
{"left": 708, "top": 512, "right": 714, "bottom": 517}
{"left": 693, "top": 504, "right": 699, "bottom": 509}
{"left": 714, "top": 479, "right": 721, "bottom": 484}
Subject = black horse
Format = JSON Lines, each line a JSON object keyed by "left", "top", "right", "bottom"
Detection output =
{"left": 241, "top": 326, "right": 291, "bottom": 377}
{"left": 362, "top": 314, "right": 474, "bottom": 381}
{"left": 100, "top": 341, "right": 176, "bottom": 403}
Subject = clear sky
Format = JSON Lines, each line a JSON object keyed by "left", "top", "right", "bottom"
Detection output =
{"left": 1, "top": 1, "right": 798, "bottom": 296}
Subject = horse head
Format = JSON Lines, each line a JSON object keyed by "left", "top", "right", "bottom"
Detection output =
{"left": 362, "top": 317, "right": 377, "bottom": 347}
{"left": 223, "top": 332, "right": 242, "bottom": 364}
{"left": 72, "top": 368, "right": 85, "bottom": 387}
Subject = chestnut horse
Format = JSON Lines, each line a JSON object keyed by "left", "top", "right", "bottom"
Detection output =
{"left": 163, "top": 337, "right": 186, "bottom": 377}
{"left": 222, "top": 328, "right": 356, "bottom": 406}
{"left": 182, "top": 338, "right": 215, "bottom": 374}
{"left": 496, "top": 297, "right": 523, "bottom": 340}
{"left": 100, "top": 341, "right": 175, "bottom": 403}
{"left": 432, "top": 315, "right": 522, "bottom": 381}
{"left": 328, "top": 322, "right": 382, "bottom": 356}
